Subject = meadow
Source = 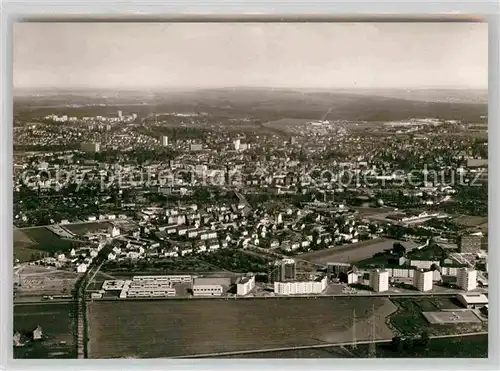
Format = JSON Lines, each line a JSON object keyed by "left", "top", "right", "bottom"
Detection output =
{"left": 87, "top": 297, "right": 397, "bottom": 358}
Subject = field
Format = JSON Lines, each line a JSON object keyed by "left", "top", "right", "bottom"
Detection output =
{"left": 87, "top": 297, "right": 397, "bottom": 358}
{"left": 354, "top": 334, "right": 488, "bottom": 358}
{"left": 297, "top": 238, "right": 394, "bottom": 265}
{"left": 13, "top": 303, "right": 76, "bottom": 359}
{"left": 216, "top": 347, "right": 353, "bottom": 358}
{"left": 454, "top": 215, "right": 488, "bottom": 227}
{"left": 63, "top": 222, "right": 111, "bottom": 236}
{"left": 14, "top": 227, "right": 84, "bottom": 262}
{"left": 388, "top": 298, "right": 486, "bottom": 337}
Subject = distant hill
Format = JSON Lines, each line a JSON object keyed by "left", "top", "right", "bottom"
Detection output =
{"left": 13, "top": 87, "right": 487, "bottom": 123}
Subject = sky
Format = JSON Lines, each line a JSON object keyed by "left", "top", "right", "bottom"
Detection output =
{"left": 13, "top": 22, "right": 488, "bottom": 90}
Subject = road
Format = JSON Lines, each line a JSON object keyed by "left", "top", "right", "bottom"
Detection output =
{"left": 169, "top": 331, "right": 488, "bottom": 359}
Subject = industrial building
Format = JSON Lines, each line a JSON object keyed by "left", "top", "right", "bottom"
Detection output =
{"left": 269, "top": 258, "right": 296, "bottom": 283}
{"left": 273, "top": 276, "right": 327, "bottom": 296}
{"left": 192, "top": 284, "right": 223, "bottom": 296}
{"left": 370, "top": 269, "right": 389, "bottom": 292}
{"left": 457, "top": 268, "right": 477, "bottom": 291}
{"left": 237, "top": 275, "right": 255, "bottom": 296}
{"left": 413, "top": 269, "right": 433, "bottom": 292}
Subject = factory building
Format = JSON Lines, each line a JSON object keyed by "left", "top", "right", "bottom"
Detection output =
{"left": 273, "top": 276, "right": 327, "bottom": 296}
{"left": 413, "top": 269, "right": 433, "bottom": 292}
{"left": 237, "top": 276, "right": 255, "bottom": 296}
{"left": 457, "top": 268, "right": 477, "bottom": 291}
{"left": 370, "top": 269, "right": 389, "bottom": 292}
{"left": 192, "top": 284, "right": 223, "bottom": 296}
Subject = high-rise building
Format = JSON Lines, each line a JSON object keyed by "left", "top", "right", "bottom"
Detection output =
{"left": 458, "top": 234, "right": 482, "bottom": 254}
{"left": 161, "top": 136, "right": 169, "bottom": 146}
{"left": 327, "top": 262, "right": 351, "bottom": 276}
{"left": 81, "top": 142, "right": 100, "bottom": 153}
{"left": 117, "top": 110, "right": 123, "bottom": 120}
{"left": 269, "top": 258, "right": 296, "bottom": 283}
{"left": 233, "top": 139, "right": 241, "bottom": 151}
{"left": 457, "top": 268, "right": 477, "bottom": 291}
{"left": 369, "top": 269, "right": 389, "bottom": 292}
{"left": 413, "top": 269, "right": 433, "bottom": 292}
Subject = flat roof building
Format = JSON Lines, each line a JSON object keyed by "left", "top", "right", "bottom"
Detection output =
{"left": 457, "top": 268, "right": 477, "bottom": 292}
{"left": 274, "top": 276, "right": 327, "bottom": 296}
{"left": 413, "top": 269, "right": 433, "bottom": 292}
{"left": 370, "top": 269, "right": 389, "bottom": 293}
{"left": 193, "top": 284, "right": 223, "bottom": 296}
{"left": 457, "top": 293, "right": 488, "bottom": 309}
{"left": 237, "top": 275, "right": 256, "bottom": 296}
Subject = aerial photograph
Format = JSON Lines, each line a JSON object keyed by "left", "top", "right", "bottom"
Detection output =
{"left": 12, "top": 22, "right": 488, "bottom": 359}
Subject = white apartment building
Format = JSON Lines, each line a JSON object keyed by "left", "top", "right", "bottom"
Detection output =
{"left": 237, "top": 276, "right": 256, "bottom": 296}
{"left": 370, "top": 269, "right": 389, "bottom": 292}
{"left": 347, "top": 271, "right": 358, "bottom": 284}
{"left": 457, "top": 268, "right": 477, "bottom": 291}
{"left": 413, "top": 269, "right": 433, "bottom": 292}
{"left": 132, "top": 275, "right": 192, "bottom": 283}
{"left": 193, "top": 284, "right": 223, "bottom": 296}
{"left": 273, "top": 276, "right": 327, "bottom": 296}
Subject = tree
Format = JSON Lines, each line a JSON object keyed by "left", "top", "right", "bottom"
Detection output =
{"left": 391, "top": 336, "right": 404, "bottom": 352}
{"left": 419, "top": 331, "right": 430, "bottom": 348}
{"left": 404, "top": 337, "right": 414, "bottom": 350}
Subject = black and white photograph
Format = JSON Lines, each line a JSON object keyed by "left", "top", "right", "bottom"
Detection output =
{"left": 12, "top": 21, "right": 488, "bottom": 360}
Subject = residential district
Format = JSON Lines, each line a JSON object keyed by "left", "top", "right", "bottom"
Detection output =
{"left": 13, "top": 104, "right": 488, "bottom": 357}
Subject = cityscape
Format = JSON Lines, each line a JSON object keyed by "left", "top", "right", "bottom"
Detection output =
{"left": 12, "top": 22, "right": 489, "bottom": 360}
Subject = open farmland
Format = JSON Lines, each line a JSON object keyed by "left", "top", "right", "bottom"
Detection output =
{"left": 88, "top": 297, "right": 397, "bottom": 358}
{"left": 14, "top": 303, "right": 76, "bottom": 359}
{"left": 297, "top": 238, "right": 395, "bottom": 265}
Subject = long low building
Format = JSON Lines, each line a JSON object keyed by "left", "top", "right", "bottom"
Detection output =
{"left": 132, "top": 275, "right": 192, "bottom": 283}
{"left": 119, "top": 278, "right": 177, "bottom": 298}
{"left": 457, "top": 293, "right": 488, "bottom": 309}
{"left": 274, "top": 276, "right": 327, "bottom": 296}
{"left": 192, "top": 284, "right": 223, "bottom": 296}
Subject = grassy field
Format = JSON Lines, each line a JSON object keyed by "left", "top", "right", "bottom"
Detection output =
{"left": 216, "top": 347, "right": 353, "bottom": 358}
{"left": 14, "top": 227, "right": 84, "bottom": 261}
{"left": 354, "top": 334, "right": 488, "bottom": 358}
{"left": 63, "top": 222, "right": 111, "bottom": 236}
{"left": 454, "top": 215, "right": 488, "bottom": 227}
{"left": 88, "top": 297, "right": 397, "bottom": 358}
{"left": 297, "top": 238, "right": 394, "bottom": 264}
{"left": 388, "top": 297, "right": 486, "bottom": 337}
{"left": 13, "top": 303, "right": 76, "bottom": 359}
